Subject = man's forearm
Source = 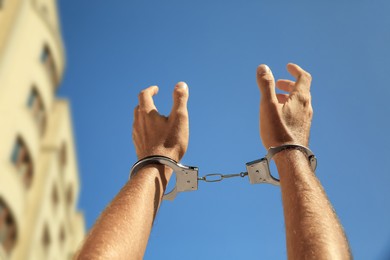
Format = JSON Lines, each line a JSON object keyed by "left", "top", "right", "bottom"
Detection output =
{"left": 275, "top": 149, "right": 351, "bottom": 259}
{"left": 77, "top": 165, "right": 171, "bottom": 259}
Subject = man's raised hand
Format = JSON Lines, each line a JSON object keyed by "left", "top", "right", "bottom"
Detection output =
{"left": 132, "top": 82, "right": 190, "bottom": 162}
{"left": 256, "top": 63, "right": 313, "bottom": 149}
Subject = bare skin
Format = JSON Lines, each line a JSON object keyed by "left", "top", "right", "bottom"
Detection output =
{"left": 256, "top": 63, "right": 351, "bottom": 259}
{"left": 77, "top": 63, "right": 351, "bottom": 259}
{"left": 76, "top": 82, "right": 189, "bottom": 259}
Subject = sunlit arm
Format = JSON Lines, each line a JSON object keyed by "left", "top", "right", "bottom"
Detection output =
{"left": 275, "top": 150, "right": 351, "bottom": 259}
{"left": 76, "top": 166, "right": 171, "bottom": 259}
{"left": 77, "top": 82, "right": 190, "bottom": 259}
{"left": 256, "top": 63, "right": 351, "bottom": 259}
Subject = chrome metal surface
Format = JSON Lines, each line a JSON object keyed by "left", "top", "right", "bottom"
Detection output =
{"left": 129, "top": 156, "right": 199, "bottom": 201}
{"left": 129, "top": 145, "right": 316, "bottom": 201}
{"left": 198, "top": 172, "right": 248, "bottom": 183}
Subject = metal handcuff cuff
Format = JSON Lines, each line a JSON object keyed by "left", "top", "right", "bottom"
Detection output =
{"left": 129, "top": 144, "right": 317, "bottom": 201}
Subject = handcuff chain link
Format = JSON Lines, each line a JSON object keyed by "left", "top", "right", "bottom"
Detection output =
{"left": 198, "top": 172, "right": 248, "bottom": 183}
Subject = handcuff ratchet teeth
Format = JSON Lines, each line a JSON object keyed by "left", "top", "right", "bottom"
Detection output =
{"left": 129, "top": 144, "right": 317, "bottom": 201}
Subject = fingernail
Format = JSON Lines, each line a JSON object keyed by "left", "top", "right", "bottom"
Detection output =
{"left": 257, "top": 64, "right": 270, "bottom": 75}
{"left": 176, "top": 82, "right": 188, "bottom": 90}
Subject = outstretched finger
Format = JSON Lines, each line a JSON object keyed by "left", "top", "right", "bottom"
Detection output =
{"left": 138, "top": 86, "right": 159, "bottom": 112}
{"left": 256, "top": 64, "right": 277, "bottom": 103}
{"left": 276, "top": 79, "right": 295, "bottom": 93}
{"left": 170, "top": 81, "right": 189, "bottom": 117}
{"left": 132, "top": 106, "right": 139, "bottom": 140}
{"left": 286, "top": 63, "right": 312, "bottom": 93}
{"left": 133, "top": 105, "right": 140, "bottom": 120}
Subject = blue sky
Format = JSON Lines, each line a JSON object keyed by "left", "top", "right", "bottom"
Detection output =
{"left": 58, "top": 0, "right": 390, "bottom": 259}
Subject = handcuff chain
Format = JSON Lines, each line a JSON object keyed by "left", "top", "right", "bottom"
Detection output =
{"left": 198, "top": 172, "right": 248, "bottom": 183}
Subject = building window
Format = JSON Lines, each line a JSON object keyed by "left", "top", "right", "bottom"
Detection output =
{"left": 11, "top": 137, "right": 33, "bottom": 189}
{"left": 42, "top": 224, "right": 51, "bottom": 251}
{"left": 0, "top": 198, "right": 17, "bottom": 255}
{"left": 40, "top": 45, "right": 57, "bottom": 85}
{"left": 51, "top": 185, "right": 59, "bottom": 210}
{"left": 27, "top": 87, "right": 46, "bottom": 135}
{"left": 40, "top": 46, "right": 50, "bottom": 64}
{"left": 59, "top": 225, "right": 65, "bottom": 246}
{"left": 59, "top": 143, "right": 67, "bottom": 170}
{"left": 66, "top": 185, "right": 73, "bottom": 207}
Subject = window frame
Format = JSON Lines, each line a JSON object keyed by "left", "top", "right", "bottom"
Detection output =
{"left": 0, "top": 198, "right": 17, "bottom": 255}
{"left": 10, "top": 137, "right": 34, "bottom": 189}
{"left": 26, "top": 86, "right": 47, "bottom": 136}
{"left": 40, "top": 44, "right": 57, "bottom": 85}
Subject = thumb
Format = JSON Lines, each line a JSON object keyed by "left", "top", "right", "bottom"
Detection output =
{"left": 171, "top": 81, "right": 189, "bottom": 115}
{"left": 256, "top": 64, "right": 277, "bottom": 103}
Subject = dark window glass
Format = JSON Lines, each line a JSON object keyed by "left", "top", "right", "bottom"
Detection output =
{"left": 40, "top": 45, "right": 57, "bottom": 85}
{"left": 10, "top": 137, "right": 33, "bottom": 189}
{"left": 52, "top": 185, "right": 59, "bottom": 209}
{"left": 27, "top": 87, "right": 46, "bottom": 135}
{"left": 42, "top": 224, "right": 50, "bottom": 251}
{"left": 59, "top": 143, "right": 67, "bottom": 170}
{"left": 66, "top": 185, "right": 73, "bottom": 206}
{"left": 59, "top": 225, "right": 65, "bottom": 245}
{"left": 0, "top": 198, "right": 17, "bottom": 254}
{"left": 40, "top": 47, "right": 49, "bottom": 63}
{"left": 27, "top": 89, "right": 37, "bottom": 108}
{"left": 10, "top": 140, "right": 20, "bottom": 165}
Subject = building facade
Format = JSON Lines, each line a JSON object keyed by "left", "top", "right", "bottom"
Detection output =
{"left": 0, "top": 0, "right": 85, "bottom": 259}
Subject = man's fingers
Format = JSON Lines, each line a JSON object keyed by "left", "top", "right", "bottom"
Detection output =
{"left": 171, "top": 82, "right": 189, "bottom": 116}
{"left": 133, "top": 105, "right": 139, "bottom": 119}
{"left": 276, "top": 93, "right": 289, "bottom": 104}
{"left": 138, "top": 85, "right": 159, "bottom": 112}
{"left": 132, "top": 106, "right": 139, "bottom": 140}
{"left": 276, "top": 79, "right": 295, "bottom": 92}
{"left": 286, "top": 63, "right": 312, "bottom": 92}
{"left": 256, "top": 64, "right": 277, "bottom": 103}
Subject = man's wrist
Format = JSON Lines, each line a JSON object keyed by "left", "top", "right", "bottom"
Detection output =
{"left": 273, "top": 148, "right": 314, "bottom": 178}
{"left": 273, "top": 148, "right": 307, "bottom": 162}
{"left": 131, "top": 164, "right": 173, "bottom": 185}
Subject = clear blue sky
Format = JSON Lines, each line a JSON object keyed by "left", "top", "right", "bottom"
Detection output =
{"left": 58, "top": 0, "right": 390, "bottom": 259}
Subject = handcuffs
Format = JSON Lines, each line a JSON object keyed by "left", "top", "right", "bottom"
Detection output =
{"left": 129, "top": 144, "right": 317, "bottom": 201}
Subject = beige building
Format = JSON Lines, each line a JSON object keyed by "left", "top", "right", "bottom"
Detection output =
{"left": 0, "top": 0, "right": 85, "bottom": 259}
